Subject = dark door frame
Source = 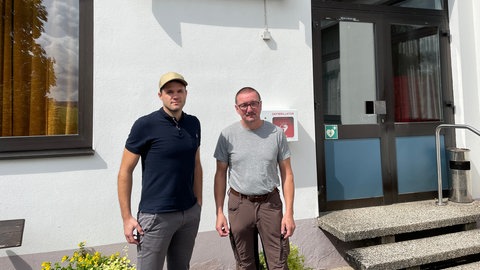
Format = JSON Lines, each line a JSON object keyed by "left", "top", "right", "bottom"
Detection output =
{"left": 312, "top": 1, "right": 455, "bottom": 212}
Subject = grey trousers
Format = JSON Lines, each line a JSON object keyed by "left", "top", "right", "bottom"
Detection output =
{"left": 136, "top": 203, "right": 201, "bottom": 270}
{"left": 228, "top": 189, "right": 290, "bottom": 270}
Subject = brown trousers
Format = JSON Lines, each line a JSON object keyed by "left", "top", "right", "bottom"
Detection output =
{"left": 228, "top": 189, "right": 289, "bottom": 270}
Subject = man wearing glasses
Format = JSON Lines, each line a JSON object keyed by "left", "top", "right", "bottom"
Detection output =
{"left": 214, "top": 87, "right": 295, "bottom": 269}
{"left": 118, "top": 72, "right": 202, "bottom": 270}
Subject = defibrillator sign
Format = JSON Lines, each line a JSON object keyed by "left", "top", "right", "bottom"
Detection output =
{"left": 261, "top": 110, "right": 298, "bottom": 142}
{"left": 325, "top": 125, "right": 338, "bottom": 140}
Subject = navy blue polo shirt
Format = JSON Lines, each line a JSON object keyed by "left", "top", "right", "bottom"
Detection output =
{"left": 125, "top": 107, "right": 201, "bottom": 213}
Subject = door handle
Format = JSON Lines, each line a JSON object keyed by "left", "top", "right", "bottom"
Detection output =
{"left": 365, "top": 100, "right": 386, "bottom": 115}
{"left": 445, "top": 101, "right": 455, "bottom": 114}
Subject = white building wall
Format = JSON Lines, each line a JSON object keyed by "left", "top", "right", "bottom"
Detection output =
{"left": 448, "top": 0, "right": 480, "bottom": 199}
{"left": 1, "top": 0, "right": 479, "bottom": 263}
{"left": 0, "top": 0, "right": 317, "bottom": 256}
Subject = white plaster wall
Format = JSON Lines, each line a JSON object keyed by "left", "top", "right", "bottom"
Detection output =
{"left": 448, "top": 0, "right": 480, "bottom": 199}
{"left": 0, "top": 0, "right": 317, "bottom": 256}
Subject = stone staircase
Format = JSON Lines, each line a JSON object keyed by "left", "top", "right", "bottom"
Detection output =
{"left": 318, "top": 200, "right": 480, "bottom": 269}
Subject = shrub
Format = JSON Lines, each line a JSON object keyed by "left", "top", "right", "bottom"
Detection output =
{"left": 259, "top": 243, "right": 313, "bottom": 270}
{"left": 41, "top": 242, "right": 135, "bottom": 270}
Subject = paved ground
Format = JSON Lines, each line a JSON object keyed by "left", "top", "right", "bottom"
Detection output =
{"left": 0, "top": 217, "right": 352, "bottom": 270}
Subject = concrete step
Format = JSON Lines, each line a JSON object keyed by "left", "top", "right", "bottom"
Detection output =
{"left": 346, "top": 229, "right": 480, "bottom": 270}
{"left": 318, "top": 200, "right": 480, "bottom": 242}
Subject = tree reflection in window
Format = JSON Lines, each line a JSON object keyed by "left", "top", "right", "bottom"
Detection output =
{"left": 0, "top": 0, "right": 79, "bottom": 137}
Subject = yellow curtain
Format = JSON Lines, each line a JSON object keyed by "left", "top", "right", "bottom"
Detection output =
{"left": 0, "top": 0, "right": 14, "bottom": 136}
{"left": 0, "top": 0, "right": 74, "bottom": 137}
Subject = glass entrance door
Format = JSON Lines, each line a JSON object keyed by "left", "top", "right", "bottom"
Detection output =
{"left": 313, "top": 5, "right": 453, "bottom": 211}
{"left": 321, "top": 20, "right": 385, "bottom": 208}
{"left": 391, "top": 24, "right": 448, "bottom": 197}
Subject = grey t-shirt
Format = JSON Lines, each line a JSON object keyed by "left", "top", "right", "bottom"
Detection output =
{"left": 214, "top": 121, "right": 291, "bottom": 195}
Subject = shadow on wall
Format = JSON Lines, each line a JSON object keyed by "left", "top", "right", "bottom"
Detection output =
{"left": 150, "top": 0, "right": 312, "bottom": 47}
{"left": 5, "top": 251, "right": 33, "bottom": 270}
{"left": 0, "top": 153, "right": 108, "bottom": 176}
{"left": 291, "top": 122, "right": 317, "bottom": 189}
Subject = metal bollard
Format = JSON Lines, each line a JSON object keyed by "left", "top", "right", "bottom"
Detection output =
{"left": 448, "top": 148, "right": 473, "bottom": 203}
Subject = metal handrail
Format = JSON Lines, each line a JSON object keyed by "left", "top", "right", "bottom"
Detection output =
{"left": 435, "top": 124, "right": 480, "bottom": 206}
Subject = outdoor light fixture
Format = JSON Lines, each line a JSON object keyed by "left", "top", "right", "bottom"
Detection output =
{"left": 261, "top": 0, "right": 271, "bottom": 40}
{"left": 262, "top": 29, "right": 271, "bottom": 40}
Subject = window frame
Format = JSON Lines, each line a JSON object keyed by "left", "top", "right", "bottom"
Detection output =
{"left": 0, "top": 0, "right": 94, "bottom": 159}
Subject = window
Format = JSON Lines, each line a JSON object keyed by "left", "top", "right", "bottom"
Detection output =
{"left": 391, "top": 24, "right": 442, "bottom": 122}
{"left": 0, "top": 0, "right": 93, "bottom": 159}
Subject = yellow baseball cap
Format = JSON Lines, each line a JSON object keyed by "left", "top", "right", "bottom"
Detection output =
{"left": 159, "top": 72, "right": 188, "bottom": 90}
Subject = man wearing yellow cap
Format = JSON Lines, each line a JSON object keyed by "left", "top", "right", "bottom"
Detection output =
{"left": 118, "top": 72, "right": 202, "bottom": 269}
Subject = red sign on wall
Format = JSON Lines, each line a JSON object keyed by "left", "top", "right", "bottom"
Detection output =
{"left": 261, "top": 110, "right": 298, "bottom": 141}
{"left": 273, "top": 117, "right": 294, "bottom": 138}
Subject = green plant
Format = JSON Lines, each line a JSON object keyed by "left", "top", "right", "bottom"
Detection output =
{"left": 259, "top": 243, "right": 313, "bottom": 270}
{"left": 41, "top": 242, "right": 135, "bottom": 270}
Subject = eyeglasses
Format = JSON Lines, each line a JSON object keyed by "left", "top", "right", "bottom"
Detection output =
{"left": 237, "top": 101, "right": 261, "bottom": 111}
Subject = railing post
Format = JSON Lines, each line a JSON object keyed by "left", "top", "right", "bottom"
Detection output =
{"left": 435, "top": 124, "right": 480, "bottom": 206}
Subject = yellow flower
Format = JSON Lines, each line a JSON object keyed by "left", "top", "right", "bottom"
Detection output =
{"left": 41, "top": 242, "right": 136, "bottom": 270}
{"left": 40, "top": 261, "right": 51, "bottom": 270}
